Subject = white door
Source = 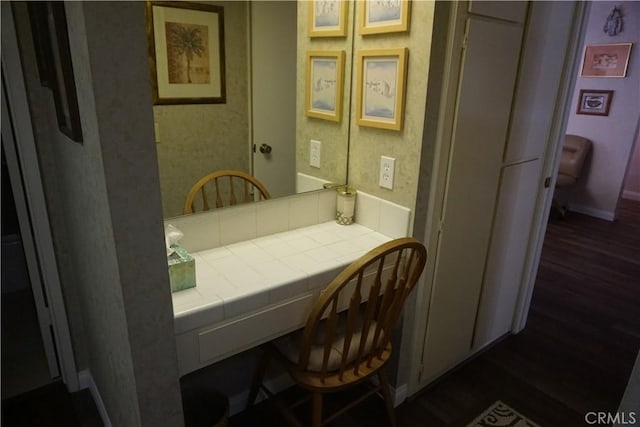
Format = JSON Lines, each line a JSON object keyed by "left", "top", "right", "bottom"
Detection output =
{"left": 420, "top": 8, "right": 527, "bottom": 382}
{"left": 251, "top": 1, "right": 297, "bottom": 198}
{"left": 1, "top": 4, "right": 78, "bottom": 390}
{"left": 2, "top": 94, "right": 62, "bottom": 380}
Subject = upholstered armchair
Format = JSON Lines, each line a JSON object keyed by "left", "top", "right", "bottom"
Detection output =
{"left": 553, "top": 134, "right": 592, "bottom": 217}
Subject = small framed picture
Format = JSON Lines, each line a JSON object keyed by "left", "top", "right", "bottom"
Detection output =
{"left": 576, "top": 90, "right": 614, "bottom": 116}
{"left": 305, "top": 50, "right": 345, "bottom": 122}
{"left": 308, "top": 0, "right": 348, "bottom": 38}
{"left": 27, "top": 2, "right": 83, "bottom": 143}
{"left": 146, "top": 1, "right": 226, "bottom": 104}
{"left": 360, "top": 0, "right": 411, "bottom": 35}
{"left": 580, "top": 43, "right": 633, "bottom": 78}
{"left": 356, "top": 48, "right": 409, "bottom": 131}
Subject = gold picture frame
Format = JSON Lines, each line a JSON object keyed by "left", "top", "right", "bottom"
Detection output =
{"left": 305, "top": 50, "right": 345, "bottom": 122}
{"left": 580, "top": 43, "right": 633, "bottom": 78}
{"left": 356, "top": 48, "right": 409, "bottom": 131}
{"left": 359, "top": 0, "right": 411, "bottom": 35}
{"left": 146, "top": 1, "right": 226, "bottom": 104}
{"left": 308, "top": 0, "right": 348, "bottom": 38}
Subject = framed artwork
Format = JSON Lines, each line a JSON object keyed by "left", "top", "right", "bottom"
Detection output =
{"left": 576, "top": 90, "right": 614, "bottom": 116}
{"left": 146, "top": 1, "right": 226, "bottom": 104}
{"left": 27, "top": 2, "right": 54, "bottom": 88}
{"left": 356, "top": 48, "right": 409, "bottom": 131}
{"left": 360, "top": 0, "right": 411, "bottom": 35}
{"left": 580, "top": 43, "right": 632, "bottom": 77}
{"left": 27, "top": 2, "right": 83, "bottom": 143}
{"left": 308, "top": 0, "right": 348, "bottom": 38}
{"left": 305, "top": 50, "right": 345, "bottom": 122}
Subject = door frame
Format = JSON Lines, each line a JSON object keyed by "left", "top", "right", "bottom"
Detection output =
{"left": 406, "top": 0, "right": 589, "bottom": 395}
{"left": 512, "top": 1, "right": 590, "bottom": 333}
{"left": 1, "top": 2, "right": 79, "bottom": 392}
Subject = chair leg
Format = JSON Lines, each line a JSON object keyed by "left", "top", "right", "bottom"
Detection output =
{"left": 377, "top": 370, "right": 397, "bottom": 427}
{"left": 246, "top": 346, "right": 272, "bottom": 409}
{"left": 552, "top": 197, "right": 566, "bottom": 219}
{"left": 311, "top": 392, "right": 323, "bottom": 427}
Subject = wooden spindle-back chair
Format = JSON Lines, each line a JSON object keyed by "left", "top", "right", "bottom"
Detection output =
{"left": 183, "top": 170, "right": 271, "bottom": 215}
{"left": 247, "top": 237, "right": 427, "bottom": 427}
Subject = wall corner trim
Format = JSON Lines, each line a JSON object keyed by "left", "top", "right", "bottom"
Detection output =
{"left": 78, "top": 370, "right": 112, "bottom": 427}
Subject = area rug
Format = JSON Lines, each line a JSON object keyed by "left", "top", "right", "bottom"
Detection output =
{"left": 467, "top": 400, "right": 541, "bottom": 427}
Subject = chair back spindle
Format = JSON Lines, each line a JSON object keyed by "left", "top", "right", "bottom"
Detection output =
{"left": 296, "top": 238, "right": 427, "bottom": 385}
{"left": 184, "top": 170, "right": 270, "bottom": 214}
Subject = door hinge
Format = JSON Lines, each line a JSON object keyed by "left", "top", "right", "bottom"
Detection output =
{"left": 544, "top": 176, "right": 552, "bottom": 188}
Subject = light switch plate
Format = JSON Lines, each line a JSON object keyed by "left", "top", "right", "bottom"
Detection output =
{"left": 379, "top": 156, "right": 395, "bottom": 190}
{"left": 310, "top": 140, "right": 321, "bottom": 168}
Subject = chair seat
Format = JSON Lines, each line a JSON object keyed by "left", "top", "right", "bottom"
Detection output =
{"left": 274, "top": 320, "right": 381, "bottom": 373}
{"left": 246, "top": 237, "right": 428, "bottom": 427}
{"left": 286, "top": 343, "right": 392, "bottom": 390}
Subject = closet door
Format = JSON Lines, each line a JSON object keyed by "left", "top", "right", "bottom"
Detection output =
{"left": 473, "top": 159, "right": 542, "bottom": 348}
{"left": 421, "top": 14, "right": 525, "bottom": 381}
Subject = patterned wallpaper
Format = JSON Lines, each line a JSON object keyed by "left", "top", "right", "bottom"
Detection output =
{"left": 347, "top": 1, "right": 435, "bottom": 217}
{"left": 155, "top": 1, "right": 250, "bottom": 218}
{"left": 295, "top": 0, "right": 352, "bottom": 188}
{"left": 297, "top": 0, "right": 435, "bottom": 223}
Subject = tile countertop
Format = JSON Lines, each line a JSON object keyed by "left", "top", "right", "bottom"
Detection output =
{"left": 171, "top": 221, "right": 392, "bottom": 335}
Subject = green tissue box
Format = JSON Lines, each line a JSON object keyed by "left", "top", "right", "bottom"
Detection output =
{"left": 168, "top": 244, "right": 196, "bottom": 293}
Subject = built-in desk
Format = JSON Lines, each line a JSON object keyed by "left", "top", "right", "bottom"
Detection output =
{"left": 172, "top": 222, "right": 391, "bottom": 375}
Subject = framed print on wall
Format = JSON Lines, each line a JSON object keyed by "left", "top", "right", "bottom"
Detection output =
{"left": 360, "top": 0, "right": 411, "bottom": 35}
{"left": 305, "top": 50, "right": 345, "bottom": 122}
{"left": 308, "top": 0, "right": 348, "bottom": 38}
{"left": 356, "top": 48, "right": 409, "bottom": 131}
{"left": 146, "top": 1, "right": 226, "bottom": 104}
{"left": 27, "top": 2, "right": 83, "bottom": 143}
{"left": 576, "top": 90, "right": 614, "bottom": 116}
{"left": 580, "top": 43, "right": 632, "bottom": 78}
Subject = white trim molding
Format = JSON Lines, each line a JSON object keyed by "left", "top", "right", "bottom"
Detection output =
{"left": 568, "top": 204, "right": 616, "bottom": 221}
{"left": 78, "top": 370, "right": 112, "bottom": 427}
{"left": 622, "top": 190, "right": 640, "bottom": 202}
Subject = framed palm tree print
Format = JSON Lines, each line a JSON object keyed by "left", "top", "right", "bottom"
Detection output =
{"left": 146, "top": 1, "right": 226, "bottom": 104}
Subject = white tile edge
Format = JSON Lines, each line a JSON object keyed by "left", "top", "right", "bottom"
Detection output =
{"left": 356, "top": 190, "right": 411, "bottom": 238}
{"left": 296, "top": 172, "right": 333, "bottom": 193}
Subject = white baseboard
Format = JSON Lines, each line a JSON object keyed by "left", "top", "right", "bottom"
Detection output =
{"left": 622, "top": 190, "right": 640, "bottom": 202}
{"left": 78, "top": 370, "right": 112, "bottom": 427}
{"left": 568, "top": 204, "right": 615, "bottom": 221}
{"left": 391, "top": 383, "right": 408, "bottom": 407}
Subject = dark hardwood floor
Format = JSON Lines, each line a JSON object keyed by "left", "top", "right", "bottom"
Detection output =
{"left": 2, "top": 200, "right": 638, "bottom": 426}
{"left": 232, "top": 199, "right": 640, "bottom": 426}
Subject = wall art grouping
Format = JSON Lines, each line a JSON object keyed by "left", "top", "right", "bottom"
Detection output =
{"left": 306, "top": 1, "right": 412, "bottom": 130}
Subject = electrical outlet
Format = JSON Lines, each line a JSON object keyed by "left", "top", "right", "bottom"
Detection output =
{"left": 154, "top": 122, "right": 161, "bottom": 143}
{"left": 379, "top": 156, "right": 395, "bottom": 190}
{"left": 310, "top": 140, "right": 321, "bottom": 168}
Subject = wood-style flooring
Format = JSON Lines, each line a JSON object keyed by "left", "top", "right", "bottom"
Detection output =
{"left": 231, "top": 199, "right": 640, "bottom": 426}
